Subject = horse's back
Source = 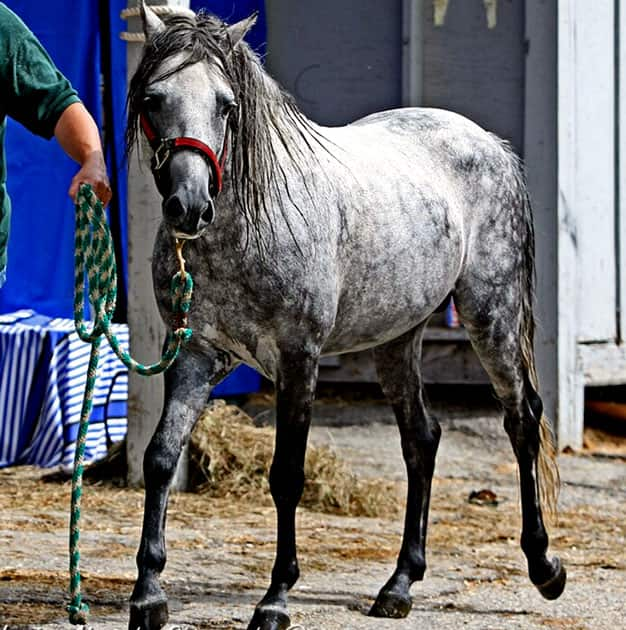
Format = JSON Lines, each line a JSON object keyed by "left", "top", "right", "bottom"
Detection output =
{"left": 319, "top": 106, "right": 517, "bottom": 231}
{"left": 346, "top": 107, "right": 514, "bottom": 190}
{"left": 349, "top": 106, "right": 482, "bottom": 135}
{"left": 355, "top": 109, "right": 529, "bottom": 284}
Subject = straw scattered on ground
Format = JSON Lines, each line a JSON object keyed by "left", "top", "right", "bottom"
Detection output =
{"left": 188, "top": 400, "right": 401, "bottom": 518}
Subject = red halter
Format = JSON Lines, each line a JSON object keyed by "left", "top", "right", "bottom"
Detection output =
{"left": 139, "top": 113, "right": 228, "bottom": 197}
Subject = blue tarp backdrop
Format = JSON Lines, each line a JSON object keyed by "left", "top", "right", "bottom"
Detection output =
{"left": 0, "top": 1, "right": 265, "bottom": 320}
{"left": 0, "top": 0, "right": 130, "bottom": 321}
{"left": 0, "top": 1, "right": 265, "bottom": 394}
{"left": 0, "top": 0, "right": 109, "bottom": 318}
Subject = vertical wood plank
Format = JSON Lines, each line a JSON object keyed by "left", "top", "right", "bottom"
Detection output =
{"left": 574, "top": 1, "right": 616, "bottom": 342}
{"left": 422, "top": 0, "right": 525, "bottom": 154}
{"left": 402, "top": 0, "right": 423, "bottom": 106}
{"left": 265, "top": 0, "right": 403, "bottom": 126}
{"left": 525, "top": 1, "right": 562, "bottom": 442}
{"left": 615, "top": 0, "right": 626, "bottom": 343}
{"left": 556, "top": 0, "right": 584, "bottom": 448}
{"left": 125, "top": 0, "right": 190, "bottom": 488}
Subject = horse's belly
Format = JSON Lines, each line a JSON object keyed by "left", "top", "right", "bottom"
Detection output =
{"left": 322, "top": 288, "right": 446, "bottom": 355}
{"left": 322, "top": 317, "right": 425, "bottom": 355}
{"left": 323, "top": 213, "right": 464, "bottom": 354}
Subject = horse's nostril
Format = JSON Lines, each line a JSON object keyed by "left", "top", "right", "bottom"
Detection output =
{"left": 163, "top": 196, "right": 185, "bottom": 225}
{"left": 200, "top": 203, "right": 215, "bottom": 225}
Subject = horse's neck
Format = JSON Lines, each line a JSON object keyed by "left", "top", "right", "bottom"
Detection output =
{"left": 215, "top": 51, "right": 327, "bottom": 251}
{"left": 240, "top": 45, "right": 320, "bottom": 145}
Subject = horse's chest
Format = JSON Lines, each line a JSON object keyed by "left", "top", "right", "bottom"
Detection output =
{"left": 185, "top": 274, "right": 284, "bottom": 377}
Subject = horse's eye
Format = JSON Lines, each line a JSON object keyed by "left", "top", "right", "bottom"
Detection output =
{"left": 221, "top": 100, "right": 238, "bottom": 118}
{"left": 142, "top": 95, "right": 160, "bottom": 112}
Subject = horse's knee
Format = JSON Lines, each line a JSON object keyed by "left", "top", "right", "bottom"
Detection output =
{"left": 504, "top": 397, "right": 543, "bottom": 460}
{"left": 524, "top": 375, "right": 543, "bottom": 422}
{"left": 399, "top": 418, "right": 441, "bottom": 470}
{"left": 269, "top": 461, "right": 305, "bottom": 507}
{"left": 143, "top": 437, "right": 181, "bottom": 487}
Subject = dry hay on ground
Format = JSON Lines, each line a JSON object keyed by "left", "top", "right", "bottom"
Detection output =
{"left": 582, "top": 426, "right": 626, "bottom": 456}
{"left": 188, "top": 400, "right": 401, "bottom": 517}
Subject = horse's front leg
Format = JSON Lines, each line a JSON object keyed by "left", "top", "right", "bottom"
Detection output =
{"left": 129, "top": 345, "right": 233, "bottom": 630}
{"left": 247, "top": 350, "right": 319, "bottom": 630}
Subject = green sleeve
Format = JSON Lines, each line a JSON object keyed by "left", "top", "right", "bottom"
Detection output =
{"left": 0, "top": 4, "right": 80, "bottom": 139}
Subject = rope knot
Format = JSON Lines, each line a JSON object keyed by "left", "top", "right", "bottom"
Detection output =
{"left": 67, "top": 602, "right": 90, "bottom": 625}
{"left": 174, "top": 327, "right": 194, "bottom": 343}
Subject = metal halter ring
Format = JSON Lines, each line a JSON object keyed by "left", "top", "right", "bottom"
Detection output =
{"left": 152, "top": 141, "right": 171, "bottom": 171}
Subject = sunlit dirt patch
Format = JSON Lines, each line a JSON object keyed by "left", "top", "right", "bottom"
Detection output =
{"left": 0, "top": 568, "right": 133, "bottom": 626}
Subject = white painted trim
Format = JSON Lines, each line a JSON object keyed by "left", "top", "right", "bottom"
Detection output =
{"left": 616, "top": 0, "right": 626, "bottom": 340}
{"left": 579, "top": 342, "right": 626, "bottom": 386}
{"left": 573, "top": 1, "right": 616, "bottom": 342}
{"left": 557, "top": 0, "right": 583, "bottom": 449}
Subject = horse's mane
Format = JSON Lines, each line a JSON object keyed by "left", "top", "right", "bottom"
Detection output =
{"left": 126, "top": 11, "right": 324, "bottom": 253}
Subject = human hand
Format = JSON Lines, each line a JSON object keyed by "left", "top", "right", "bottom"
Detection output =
{"left": 68, "top": 150, "right": 112, "bottom": 206}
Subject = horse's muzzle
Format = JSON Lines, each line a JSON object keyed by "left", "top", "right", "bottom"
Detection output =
{"left": 163, "top": 194, "right": 215, "bottom": 238}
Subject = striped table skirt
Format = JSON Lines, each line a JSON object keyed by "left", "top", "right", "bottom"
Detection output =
{"left": 0, "top": 310, "right": 128, "bottom": 469}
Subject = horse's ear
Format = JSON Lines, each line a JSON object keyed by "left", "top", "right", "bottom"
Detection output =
{"left": 226, "top": 12, "right": 258, "bottom": 49}
{"left": 140, "top": 1, "right": 165, "bottom": 39}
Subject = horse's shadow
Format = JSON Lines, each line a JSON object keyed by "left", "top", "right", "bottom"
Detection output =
{"left": 163, "top": 581, "right": 539, "bottom": 627}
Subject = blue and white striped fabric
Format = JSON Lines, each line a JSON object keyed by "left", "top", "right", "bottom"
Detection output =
{"left": 0, "top": 310, "right": 128, "bottom": 468}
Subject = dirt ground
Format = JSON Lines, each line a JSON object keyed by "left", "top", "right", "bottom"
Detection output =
{"left": 0, "top": 395, "right": 625, "bottom": 630}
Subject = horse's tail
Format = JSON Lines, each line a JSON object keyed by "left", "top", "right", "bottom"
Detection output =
{"left": 509, "top": 145, "right": 560, "bottom": 522}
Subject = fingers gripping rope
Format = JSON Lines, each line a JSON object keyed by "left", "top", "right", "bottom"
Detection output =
{"left": 67, "top": 184, "right": 193, "bottom": 624}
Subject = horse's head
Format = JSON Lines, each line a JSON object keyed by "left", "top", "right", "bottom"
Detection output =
{"left": 129, "top": 2, "right": 256, "bottom": 239}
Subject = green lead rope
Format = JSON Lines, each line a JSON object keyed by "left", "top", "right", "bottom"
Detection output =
{"left": 67, "top": 183, "right": 193, "bottom": 624}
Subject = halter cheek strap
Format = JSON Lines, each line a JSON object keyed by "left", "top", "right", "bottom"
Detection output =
{"left": 139, "top": 113, "right": 228, "bottom": 197}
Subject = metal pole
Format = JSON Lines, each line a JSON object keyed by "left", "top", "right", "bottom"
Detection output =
{"left": 402, "top": 0, "right": 423, "bottom": 107}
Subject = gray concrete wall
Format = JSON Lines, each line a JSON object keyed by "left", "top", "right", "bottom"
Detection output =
{"left": 265, "top": 0, "right": 403, "bottom": 125}
{"left": 422, "top": 0, "right": 525, "bottom": 155}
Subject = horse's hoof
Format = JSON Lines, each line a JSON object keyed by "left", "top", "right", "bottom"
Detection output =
{"left": 128, "top": 600, "right": 169, "bottom": 630}
{"left": 536, "top": 557, "right": 567, "bottom": 600}
{"left": 368, "top": 590, "right": 413, "bottom": 618}
{"left": 246, "top": 605, "right": 291, "bottom": 630}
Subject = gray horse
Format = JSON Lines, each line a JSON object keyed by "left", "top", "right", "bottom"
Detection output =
{"left": 126, "top": 4, "right": 565, "bottom": 629}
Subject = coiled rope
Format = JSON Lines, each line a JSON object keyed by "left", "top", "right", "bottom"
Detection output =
{"left": 67, "top": 183, "right": 193, "bottom": 624}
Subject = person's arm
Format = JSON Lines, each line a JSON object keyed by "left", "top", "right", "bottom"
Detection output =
{"left": 54, "top": 102, "right": 111, "bottom": 205}
{"left": 0, "top": 6, "right": 111, "bottom": 205}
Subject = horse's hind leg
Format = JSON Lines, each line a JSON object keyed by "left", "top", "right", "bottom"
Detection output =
{"left": 454, "top": 278, "right": 566, "bottom": 600}
{"left": 369, "top": 323, "right": 441, "bottom": 618}
{"left": 129, "top": 346, "right": 233, "bottom": 630}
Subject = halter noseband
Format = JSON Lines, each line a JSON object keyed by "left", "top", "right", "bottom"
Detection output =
{"left": 139, "top": 113, "right": 228, "bottom": 197}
